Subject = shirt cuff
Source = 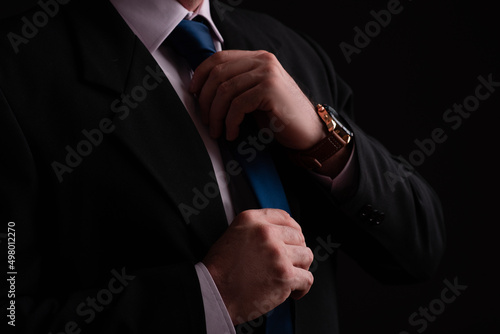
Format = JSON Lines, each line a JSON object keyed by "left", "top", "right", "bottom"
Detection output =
{"left": 310, "top": 144, "right": 358, "bottom": 199}
{"left": 194, "top": 262, "right": 236, "bottom": 334}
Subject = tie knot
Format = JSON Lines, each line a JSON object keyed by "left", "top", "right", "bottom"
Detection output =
{"left": 166, "top": 18, "right": 217, "bottom": 70}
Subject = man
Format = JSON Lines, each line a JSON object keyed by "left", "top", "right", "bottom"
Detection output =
{"left": 0, "top": 0, "right": 445, "bottom": 333}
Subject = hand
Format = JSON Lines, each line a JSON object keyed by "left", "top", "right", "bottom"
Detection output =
{"left": 189, "top": 50, "right": 327, "bottom": 150}
{"left": 202, "top": 209, "right": 314, "bottom": 325}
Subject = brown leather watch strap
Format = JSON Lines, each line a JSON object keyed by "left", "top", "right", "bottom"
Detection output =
{"left": 289, "top": 131, "right": 347, "bottom": 170}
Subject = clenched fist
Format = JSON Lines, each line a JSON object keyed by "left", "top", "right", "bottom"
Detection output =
{"left": 203, "top": 209, "right": 314, "bottom": 325}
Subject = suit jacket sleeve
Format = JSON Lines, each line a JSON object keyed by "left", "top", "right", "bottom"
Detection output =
{"left": 292, "top": 33, "right": 446, "bottom": 283}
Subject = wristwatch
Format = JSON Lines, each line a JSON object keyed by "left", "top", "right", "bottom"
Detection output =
{"left": 290, "top": 104, "right": 353, "bottom": 170}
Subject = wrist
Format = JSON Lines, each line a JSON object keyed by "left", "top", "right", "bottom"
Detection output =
{"left": 195, "top": 262, "right": 239, "bottom": 329}
{"left": 203, "top": 260, "right": 239, "bottom": 324}
{"left": 288, "top": 104, "right": 354, "bottom": 176}
{"left": 313, "top": 143, "right": 353, "bottom": 178}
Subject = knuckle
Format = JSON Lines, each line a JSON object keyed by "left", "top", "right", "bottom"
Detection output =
{"left": 229, "top": 95, "right": 245, "bottom": 110}
{"left": 236, "top": 209, "right": 257, "bottom": 226}
{"left": 274, "top": 262, "right": 292, "bottom": 282}
{"left": 217, "top": 80, "right": 233, "bottom": 95}
{"left": 297, "top": 231, "right": 306, "bottom": 245}
{"left": 264, "top": 61, "right": 279, "bottom": 73}
{"left": 238, "top": 209, "right": 256, "bottom": 221}
{"left": 305, "top": 247, "right": 314, "bottom": 265}
{"left": 259, "top": 51, "right": 277, "bottom": 63}
{"left": 274, "top": 208, "right": 290, "bottom": 220}
{"left": 211, "top": 63, "right": 225, "bottom": 78}
{"left": 212, "top": 51, "right": 227, "bottom": 63}
{"left": 254, "top": 223, "right": 274, "bottom": 242}
{"left": 261, "top": 76, "right": 280, "bottom": 90}
{"left": 306, "top": 271, "right": 314, "bottom": 286}
{"left": 267, "top": 245, "right": 282, "bottom": 263}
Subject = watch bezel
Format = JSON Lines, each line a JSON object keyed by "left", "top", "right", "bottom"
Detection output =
{"left": 317, "top": 104, "right": 353, "bottom": 143}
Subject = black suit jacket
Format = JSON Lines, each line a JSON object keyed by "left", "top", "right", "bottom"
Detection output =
{"left": 0, "top": 0, "right": 445, "bottom": 333}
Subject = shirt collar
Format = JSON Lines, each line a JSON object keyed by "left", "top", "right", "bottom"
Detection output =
{"left": 109, "top": 0, "right": 224, "bottom": 53}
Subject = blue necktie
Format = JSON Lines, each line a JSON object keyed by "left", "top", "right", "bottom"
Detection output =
{"left": 167, "top": 18, "right": 293, "bottom": 334}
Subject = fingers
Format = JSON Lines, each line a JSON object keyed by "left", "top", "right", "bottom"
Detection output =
{"left": 207, "top": 207, "right": 314, "bottom": 320}
{"left": 289, "top": 268, "right": 314, "bottom": 300}
{"left": 196, "top": 59, "right": 259, "bottom": 131}
{"left": 232, "top": 208, "right": 314, "bottom": 301}
{"left": 286, "top": 244, "right": 314, "bottom": 270}
{"left": 204, "top": 73, "right": 259, "bottom": 139}
{"left": 260, "top": 208, "right": 302, "bottom": 231}
{"left": 278, "top": 226, "right": 306, "bottom": 247}
{"left": 273, "top": 264, "right": 313, "bottom": 301}
{"left": 237, "top": 208, "right": 302, "bottom": 231}
{"left": 190, "top": 50, "right": 267, "bottom": 94}
{"left": 189, "top": 50, "right": 278, "bottom": 140}
{"left": 267, "top": 213, "right": 313, "bottom": 299}
{"left": 223, "top": 84, "right": 267, "bottom": 140}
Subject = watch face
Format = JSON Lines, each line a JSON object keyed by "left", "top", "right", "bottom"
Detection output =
{"left": 324, "top": 104, "right": 354, "bottom": 139}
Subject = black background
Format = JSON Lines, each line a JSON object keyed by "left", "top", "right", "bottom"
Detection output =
{"left": 236, "top": 0, "right": 499, "bottom": 333}
{"left": 2, "top": 0, "right": 499, "bottom": 333}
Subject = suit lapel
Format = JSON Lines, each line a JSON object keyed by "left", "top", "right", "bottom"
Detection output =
{"left": 66, "top": 0, "right": 134, "bottom": 95}
{"left": 65, "top": 0, "right": 228, "bottom": 251}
